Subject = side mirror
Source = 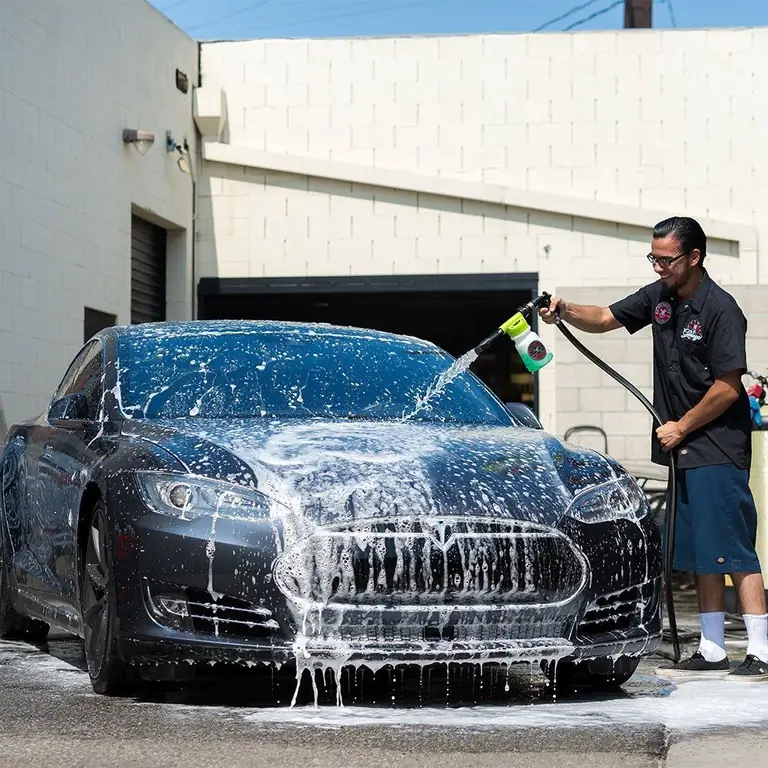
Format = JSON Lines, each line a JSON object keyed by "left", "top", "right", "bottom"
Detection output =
{"left": 49, "top": 393, "right": 89, "bottom": 421}
{"left": 505, "top": 402, "right": 543, "bottom": 430}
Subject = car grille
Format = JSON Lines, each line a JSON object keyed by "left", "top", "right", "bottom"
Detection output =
{"left": 274, "top": 518, "right": 586, "bottom": 608}
{"left": 335, "top": 620, "right": 572, "bottom": 644}
{"left": 184, "top": 588, "right": 279, "bottom": 640}
{"left": 578, "top": 583, "right": 655, "bottom": 637}
{"left": 145, "top": 581, "right": 280, "bottom": 640}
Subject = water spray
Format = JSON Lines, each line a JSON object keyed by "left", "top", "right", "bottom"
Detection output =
{"left": 477, "top": 291, "right": 681, "bottom": 663}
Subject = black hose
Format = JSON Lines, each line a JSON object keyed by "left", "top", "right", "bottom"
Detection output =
{"left": 551, "top": 317, "right": 681, "bottom": 663}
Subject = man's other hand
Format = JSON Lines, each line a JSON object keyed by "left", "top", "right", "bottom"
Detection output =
{"left": 656, "top": 421, "right": 686, "bottom": 451}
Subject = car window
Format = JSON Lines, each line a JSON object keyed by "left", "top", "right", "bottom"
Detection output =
{"left": 52, "top": 340, "right": 104, "bottom": 420}
{"left": 116, "top": 329, "right": 515, "bottom": 426}
{"left": 52, "top": 344, "right": 93, "bottom": 403}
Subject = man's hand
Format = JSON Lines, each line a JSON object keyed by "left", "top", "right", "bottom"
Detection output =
{"left": 656, "top": 421, "right": 686, "bottom": 451}
{"left": 538, "top": 299, "right": 622, "bottom": 333}
{"left": 539, "top": 296, "right": 567, "bottom": 325}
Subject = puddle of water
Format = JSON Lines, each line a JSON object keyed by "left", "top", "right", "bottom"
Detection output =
{"left": 6, "top": 640, "right": 768, "bottom": 734}
{"left": 239, "top": 674, "right": 768, "bottom": 731}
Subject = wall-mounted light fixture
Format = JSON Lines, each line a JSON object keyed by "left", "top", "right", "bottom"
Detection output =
{"left": 122, "top": 129, "right": 155, "bottom": 155}
{"left": 176, "top": 69, "right": 189, "bottom": 94}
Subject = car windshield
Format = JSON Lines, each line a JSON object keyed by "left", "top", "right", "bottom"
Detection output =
{"left": 116, "top": 328, "right": 515, "bottom": 425}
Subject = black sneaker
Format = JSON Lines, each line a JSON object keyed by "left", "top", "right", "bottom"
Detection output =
{"left": 657, "top": 651, "right": 730, "bottom": 679}
{"left": 728, "top": 654, "right": 768, "bottom": 682}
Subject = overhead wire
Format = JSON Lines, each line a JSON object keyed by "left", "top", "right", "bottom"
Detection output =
{"left": 158, "top": 0, "right": 194, "bottom": 11}
{"left": 233, "top": 0, "right": 432, "bottom": 34}
{"left": 562, "top": 0, "right": 624, "bottom": 31}
{"left": 241, "top": 0, "right": 398, "bottom": 30}
{"left": 665, "top": 0, "right": 678, "bottom": 28}
{"left": 533, "top": 0, "right": 601, "bottom": 32}
{"left": 186, "top": 0, "right": 277, "bottom": 32}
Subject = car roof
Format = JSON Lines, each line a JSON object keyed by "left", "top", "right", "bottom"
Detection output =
{"left": 107, "top": 319, "right": 439, "bottom": 350}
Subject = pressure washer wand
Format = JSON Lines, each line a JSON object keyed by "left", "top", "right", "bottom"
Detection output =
{"left": 474, "top": 293, "right": 553, "bottom": 355}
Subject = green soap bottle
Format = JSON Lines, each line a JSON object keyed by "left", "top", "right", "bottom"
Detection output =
{"left": 500, "top": 312, "right": 554, "bottom": 373}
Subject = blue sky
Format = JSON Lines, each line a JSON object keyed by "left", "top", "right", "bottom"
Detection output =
{"left": 150, "top": 0, "right": 768, "bottom": 41}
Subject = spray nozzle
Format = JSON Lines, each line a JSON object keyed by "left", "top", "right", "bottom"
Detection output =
{"left": 473, "top": 291, "right": 552, "bottom": 355}
{"left": 517, "top": 292, "right": 552, "bottom": 320}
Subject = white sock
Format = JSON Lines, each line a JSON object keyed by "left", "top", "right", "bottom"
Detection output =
{"left": 698, "top": 611, "right": 727, "bottom": 662}
{"left": 743, "top": 614, "right": 768, "bottom": 662}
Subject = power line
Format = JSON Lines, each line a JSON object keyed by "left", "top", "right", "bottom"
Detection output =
{"left": 238, "top": 0, "right": 386, "bottom": 29}
{"left": 665, "top": 0, "right": 678, "bottom": 28}
{"left": 562, "top": 0, "right": 624, "bottom": 31}
{"left": 186, "top": 0, "right": 277, "bottom": 32}
{"left": 158, "top": 0, "right": 194, "bottom": 11}
{"left": 533, "top": 0, "right": 601, "bottom": 32}
{"left": 237, "top": 0, "right": 432, "bottom": 35}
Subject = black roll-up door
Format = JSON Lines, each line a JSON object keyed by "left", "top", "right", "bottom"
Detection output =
{"left": 131, "top": 215, "right": 167, "bottom": 324}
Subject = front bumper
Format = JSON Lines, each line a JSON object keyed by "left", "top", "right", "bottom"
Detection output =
{"left": 119, "top": 624, "right": 662, "bottom": 670}
{"left": 108, "top": 481, "right": 663, "bottom": 670}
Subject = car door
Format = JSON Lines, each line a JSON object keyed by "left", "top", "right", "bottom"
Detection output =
{"left": 34, "top": 340, "right": 105, "bottom": 615}
{"left": 6, "top": 343, "right": 94, "bottom": 602}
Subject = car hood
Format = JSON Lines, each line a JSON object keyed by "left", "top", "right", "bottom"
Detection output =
{"left": 127, "top": 417, "right": 622, "bottom": 528}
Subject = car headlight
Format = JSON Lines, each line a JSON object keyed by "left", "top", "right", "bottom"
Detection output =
{"left": 564, "top": 473, "right": 649, "bottom": 524}
{"left": 136, "top": 472, "right": 272, "bottom": 521}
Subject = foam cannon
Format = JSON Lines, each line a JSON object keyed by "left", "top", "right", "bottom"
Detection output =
{"left": 474, "top": 292, "right": 554, "bottom": 373}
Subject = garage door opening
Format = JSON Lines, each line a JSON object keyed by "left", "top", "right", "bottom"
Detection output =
{"left": 198, "top": 274, "right": 541, "bottom": 412}
{"left": 131, "top": 215, "right": 167, "bottom": 325}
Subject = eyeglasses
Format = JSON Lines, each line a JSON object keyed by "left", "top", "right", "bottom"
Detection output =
{"left": 646, "top": 252, "right": 688, "bottom": 267}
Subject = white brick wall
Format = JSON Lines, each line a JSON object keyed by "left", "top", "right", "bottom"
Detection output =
{"left": 196, "top": 29, "right": 768, "bottom": 451}
{"left": 200, "top": 28, "right": 768, "bottom": 279}
{"left": 0, "top": 0, "right": 198, "bottom": 426}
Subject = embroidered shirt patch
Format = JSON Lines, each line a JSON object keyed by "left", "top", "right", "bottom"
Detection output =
{"left": 681, "top": 317, "right": 704, "bottom": 342}
{"left": 654, "top": 302, "right": 672, "bottom": 324}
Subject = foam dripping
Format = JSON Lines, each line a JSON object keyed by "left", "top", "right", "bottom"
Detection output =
{"left": 191, "top": 418, "right": 604, "bottom": 707}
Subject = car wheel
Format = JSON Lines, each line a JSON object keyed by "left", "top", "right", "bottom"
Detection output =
{"left": 81, "top": 499, "right": 129, "bottom": 695}
{"left": 549, "top": 655, "right": 640, "bottom": 691}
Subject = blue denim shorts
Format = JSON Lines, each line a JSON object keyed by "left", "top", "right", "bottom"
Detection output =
{"left": 672, "top": 463, "right": 762, "bottom": 575}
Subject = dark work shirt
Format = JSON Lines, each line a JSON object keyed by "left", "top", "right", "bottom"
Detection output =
{"left": 609, "top": 270, "right": 752, "bottom": 469}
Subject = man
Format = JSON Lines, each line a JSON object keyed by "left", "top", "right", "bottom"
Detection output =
{"left": 540, "top": 216, "right": 768, "bottom": 679}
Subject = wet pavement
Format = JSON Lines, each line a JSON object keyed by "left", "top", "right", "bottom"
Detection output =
{"left": 1, "top": 607, "right": 768, "bottom": 768}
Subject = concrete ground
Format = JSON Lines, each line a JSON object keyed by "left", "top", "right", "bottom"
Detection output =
{"left": 1, "top": 591, "right": 767, "bottom": 768}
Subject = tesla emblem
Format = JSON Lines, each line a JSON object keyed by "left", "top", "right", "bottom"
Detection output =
{"left": 422, "top": 521, "right": 455, "bottom": 551}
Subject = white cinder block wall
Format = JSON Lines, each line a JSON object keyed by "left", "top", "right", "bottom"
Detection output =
{"left": 198, "top": 29, "right": 768, "bottom": 460}
{"left": 0, "top": 0, "right": 198, "bottom": 425}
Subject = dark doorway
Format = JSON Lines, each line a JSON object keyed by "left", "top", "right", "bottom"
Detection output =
{"left": 84, "top": 307, "right": 116, "bottom": 342}
{"left": 131, "top": 215, "right": 167, "bottom": 324}
{"left": 198, "top": 274, "right": 541, "bottom": 412}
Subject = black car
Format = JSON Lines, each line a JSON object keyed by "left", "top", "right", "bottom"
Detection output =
{"left": 0, "top": 320, "right": 661, "bottom": 696}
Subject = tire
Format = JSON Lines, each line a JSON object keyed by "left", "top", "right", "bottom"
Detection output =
{"left": 549, "top": 655, "right": 640, "bottom": 691}
{"left": 81, "top": 499, "right": 129, "bottom": 695}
